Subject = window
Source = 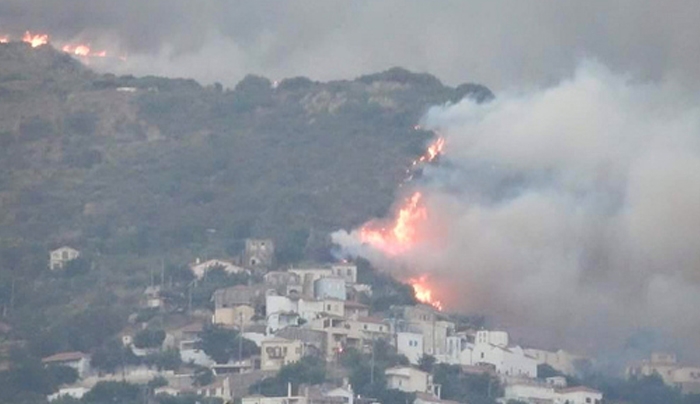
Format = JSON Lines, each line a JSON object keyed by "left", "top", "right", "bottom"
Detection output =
{"left": 347, "top": 269, "right": 352, "bottom": 276}
{"left": 327, "top": 305, "right": 331, "bottom": 311}
{"left": 586, "top": 398, "right": 591, "bottom": 403}
{"left": 364, "top": 325, "right": 368, "bottom": 330}
{"left": 481, "top": 353, "right": 485, "bottom": 359}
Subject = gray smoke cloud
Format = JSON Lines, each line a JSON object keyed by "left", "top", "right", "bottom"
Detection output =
{"left": 1, "top": 1, "right": 700, "bottom": 89}
{"left": 333, "top": 62, "right": 700, "bottom": 357}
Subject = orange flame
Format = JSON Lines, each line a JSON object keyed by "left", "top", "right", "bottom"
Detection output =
{"left": 414, "top": 136, "right": 446, "bottom": 165}
{"left": 62, "top": 43, "right": 108, "bottom": 58}
{"left": 359, "top": 191, "right": 427, "bottom": 255}
{"left": 0, "top": 35, "right": 9, "bottom": 44}
{"left": 409, "top": 275, "right": 443, "bottom": 311}
{"left": 22, "top": 31, "right": 49, "bottom": 48}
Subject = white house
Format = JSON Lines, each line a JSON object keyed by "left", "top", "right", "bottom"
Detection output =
{"left": 314, "top": 276, "right": 346, "bottom": 301}
{"left": 397, "top": 332, "right": 424, "bottom": 365}
{"left": 503, "top": 382, "right": 602, "bottom": 404}
{"left": 385, "top": 366, "right": 441, "bottom": 398}
{"left": 266, "top": 294, "right": 345, "bottom": 323}
{"left": 261, "top": 338, "right": 304, "bottom": 371}
{"left": 42, "top": 352, "right": 91, "bottom": 378}
{"left": 557, "top": 386, "right": 603, "bottom": 404}
{"left": 330, "top": 263, "right": 358, "bottom": 284}
{"left": 463, "top": 331, "right": 538, "bottom": 378}
{"left": 49, "top": 247, "right": 80, "bottom": 270}
{"left": 267, "top": 311, "right": 300, "bottom": 334}
{"left": 190, "top": 259, "right": 247, "bottom": 279}
{"left": 503, "top": 382, "right": 557, "bottom": 403}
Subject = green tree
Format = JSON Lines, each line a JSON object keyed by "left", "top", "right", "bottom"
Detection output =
{"left": 82, "top": 381, "right": 143, "bottom": 404}
{"left": 133, "top": 328, "right": 166, "bottom": 349}
{"left": 91, "top": 339, "right": 140, "bottom": 373}
{"left": 418, "top": 354, "right": 436, "bottom": 373}
{"left": 145, "top": 349, "right": 182, "bottom": 371}
{"left": 197, "top": 324, "right": 259, "bottom": 364}
{"left": 63, "top": 257, "right": 90, "bottom": 277}
{"left": 250, "top": 356, "right": 326, "bottom": 396}
{"left": 192, "top": 367, "right": 214, "bottom": 387}
{"left": 45, "top": 364, "right": 78, "bottom": 386}
{"left": 433, "top": 364, "right": 501, "bottom": 404}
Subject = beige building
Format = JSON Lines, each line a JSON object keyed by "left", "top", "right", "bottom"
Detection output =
{"left": 344, "top": 301, "right": 370, "bottom": 319}
{"left": 213, "top": 304, "right": 255, "bottom": 328}
{"left": 289, "top": 268, "right": 334, "bottom": 298}
{"left": 261, "top": 338, "right": 304, "bottom": 371}
{"left": 524, "top": 348, "right": 587, "bottom": 376}
{"left": 385, "top": 366, "right": 441, "bottom": 398}
{"left": 49, "top": 246, "right": 80, "bottom": 270}
{"left": 627, "top": 352, "right": 700, "bottom": 394}
{"left": 331, "top": 263, "right": 357, "bottom": 284}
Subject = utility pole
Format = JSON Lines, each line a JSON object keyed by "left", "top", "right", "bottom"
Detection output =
{"left": 160, "top": 258, "right": 165, "bottom": 286}
{"left": 370, "top": 336, "right": 376, "bottom": 384}
{"left": 238, "top": 311, "right": 244, "bottom": 361}
{"left": 9, "top": 279, "right": 15, "bottom": 311}
{"left": 188, "top": 280, "right": 194, "bottom": 313}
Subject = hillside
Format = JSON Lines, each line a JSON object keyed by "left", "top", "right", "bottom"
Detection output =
{"left": 0, "top": 41, "right": 492, "bottom": 270}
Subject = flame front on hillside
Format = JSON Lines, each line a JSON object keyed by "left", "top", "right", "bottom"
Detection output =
{"left": 359, "top": 191, "right": 427, "bottom": 256}
{"left": 409, "top": 275, "right": 443, "bottom": 310}
{"left": 62, "top": 44, "right": 107, "bottom": 58}
{"left": 22, "top": 31, "right": 48, "bottom": 48}
{"left": 351, "top": 130, "right": 447, "bottom": 310}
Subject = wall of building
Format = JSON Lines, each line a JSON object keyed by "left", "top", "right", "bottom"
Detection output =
{"left": 397, "top": 332, "right": 424, "bottom": 365}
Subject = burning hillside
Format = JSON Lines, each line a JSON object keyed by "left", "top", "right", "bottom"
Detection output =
{"left": 1, "top": 31, "right": 117, "bottom": 60}
{"left": 333, "top": 132, "right": 447, "bottom": 310}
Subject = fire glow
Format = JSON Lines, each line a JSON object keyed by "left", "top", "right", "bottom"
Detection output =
{"left": 22, "top": 31, "right": 49, "bottom": 48}
{"left": 359, "top": 191, "right": 427, "bottom": 256}
{"left": 62, "top": 44, "right": 107, "bottom": 58}
{"left": 409, "top": 275, "right": 443, "bottom": 311}
{"left": 1, "top": 31, "right": 114, "bottom": 59}
{"left": 356, "top": 131, "right": 447, "bottom": 310}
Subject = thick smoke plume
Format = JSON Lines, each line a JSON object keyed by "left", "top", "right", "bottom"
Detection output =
{"left": 334, "top": 62, "right": 700, "bottom": 356}
{"left": 2, "top": 1, "right": 700, "bottom": 89}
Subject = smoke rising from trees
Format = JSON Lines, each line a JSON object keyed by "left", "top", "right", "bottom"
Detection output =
{"left": 336, "top": 62, "right": 700, "bottom": 356}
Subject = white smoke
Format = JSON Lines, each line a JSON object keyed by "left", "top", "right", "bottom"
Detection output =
{"left": 334, "top": 62, "right": 700, "bottom": 356}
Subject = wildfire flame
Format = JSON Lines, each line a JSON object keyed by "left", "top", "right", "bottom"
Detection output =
{"left": 62, "top": 44, "right": 108, "bottom": 58}
{"left": 1, "top": 31, "right": 115, "bottom": 59}
{"left": 22, "top": 31, "right": 49, "bottom": 48}
{"left": 409, "top": 275, "right": 443, "bottom": 311}
{"left": 358, "top": 129, "right": 448, "bottom": 309}
{"left": 359, "top": 191, "right": 427, "bottom": 255}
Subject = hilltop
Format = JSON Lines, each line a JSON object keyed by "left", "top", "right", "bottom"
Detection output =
{"left": 0, "top": 41, "right": 492, "bottom": 269}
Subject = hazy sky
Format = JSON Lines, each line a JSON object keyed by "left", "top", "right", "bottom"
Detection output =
{"left": 1, "top": 1, "right": 699, "bottom": 89}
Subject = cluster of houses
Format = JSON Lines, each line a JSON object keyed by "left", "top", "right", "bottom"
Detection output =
{"left": 42, "top": 241, "right": 699, "bottom": 404}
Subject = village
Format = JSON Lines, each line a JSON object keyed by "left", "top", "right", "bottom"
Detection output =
{"left": 38, "top": 241, "right": 700, "bottom": 404}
